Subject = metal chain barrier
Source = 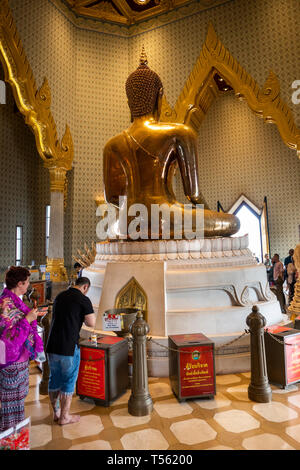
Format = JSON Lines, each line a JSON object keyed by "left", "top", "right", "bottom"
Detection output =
{"left": 147, "top": 330, "right": 249, "bottom": 353}
{"left": 265, "top": 330, "right": 295, "bottom": 347}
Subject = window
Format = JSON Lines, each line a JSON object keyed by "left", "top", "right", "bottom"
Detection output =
{"left": 232, "top": 203, "right": 262, "bottom": 262}
{"left": 16, "top": 225, "right": 23, "bottom": 266}
{"left": 219, "top": 194, "right": 270, "bottom": 263}
{"left": 45, "top": 205, "right": 51, "bottom": 256}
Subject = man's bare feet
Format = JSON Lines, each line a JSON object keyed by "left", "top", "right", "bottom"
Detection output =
{"left": 58, "top": 414, "right": 80, "bottom": 425}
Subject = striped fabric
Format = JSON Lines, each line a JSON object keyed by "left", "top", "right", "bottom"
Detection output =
{"left": 0, "top": 361, "right": 29, "bottom": 432}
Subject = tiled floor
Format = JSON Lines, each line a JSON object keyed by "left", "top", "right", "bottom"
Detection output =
{"left": 26, "top": 365, "right": 300, "bottom": 450}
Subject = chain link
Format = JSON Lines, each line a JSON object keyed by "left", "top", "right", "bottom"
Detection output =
{"left": 147, "top": 330, "right": 249, "bottom": 353}
{"left": 265, "top": 330, "right": 295, "bottom": 347}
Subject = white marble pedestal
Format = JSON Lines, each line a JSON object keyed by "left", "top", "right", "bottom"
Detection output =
{"left": 82, "top": 235, "right": 284, "bottom": 376}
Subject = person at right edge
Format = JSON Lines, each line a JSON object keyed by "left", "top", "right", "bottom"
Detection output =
{"left": 46, "top": 277, "right": 96, "bottom": 425}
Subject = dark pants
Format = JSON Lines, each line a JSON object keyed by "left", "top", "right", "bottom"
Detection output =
{"left": 275, "top": 278, "right": 285, "bottom": 313}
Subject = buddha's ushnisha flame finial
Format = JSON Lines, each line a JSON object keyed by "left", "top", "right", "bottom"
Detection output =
{"left": 140, "top": 46, "right": 148, "bottom": 66}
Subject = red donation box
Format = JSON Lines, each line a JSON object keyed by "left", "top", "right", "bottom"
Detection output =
{"left": 264, "top": 325, "right": 300, "bottom": 388}
{"left": 77, "top": 336, "right": 128, "bottom": 406}
{"left": 169, "top": 333, "right": 216, "bottom": 401}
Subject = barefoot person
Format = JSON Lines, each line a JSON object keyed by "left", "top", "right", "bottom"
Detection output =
{"left": 46, "top": 277, "right": 96, "bottom": 425}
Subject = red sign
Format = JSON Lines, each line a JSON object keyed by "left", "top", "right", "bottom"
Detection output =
{"left": 265, "top": 325, "right": 293, "bottom": 334}
{"left": 179, "top": 346, "right": 215, "bottom": 397}
{"left": 285, "top": 335, "right": 300, "bottom": 384}
{"left": 77, "top": 347, "right": 105, "bottom": 400}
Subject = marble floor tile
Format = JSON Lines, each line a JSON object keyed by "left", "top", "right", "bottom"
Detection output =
{"left": 288, "top": 395, "right": 300, "bottom": 409}
{"left": 242, "top": 433, "right": 295, "bottom": 450}
{"left": 206, "top": 445, "right": 234, "bottom": 450}
{"left": 153, "top": 398, "right": 193, "bottom": 418}
{"left": 149, "top": 382, "right": 172, "bottom": 398}
{"left": 214, "top": 409, "right": 260, "bottom": 433}
{"left": 170, "top": 418, "right": 217, "bottom": 445}
{"left": 194, "top": 393, "right": 231, "bottom": 410}
{"left": 70, "top": 397, "right": 96, "bottom": 413}
{"left": 216, "top": 375, "right": 241, "bottom": 385}
{"left": 285, "top": 424, "right": 300, "bottom": 443}
{"left": 25, "top": 403, "right": 51, "bottom": 422}
{"left": 253, "top": 402, "right": 298, "bottom": 423}
{"left": 62, "top": 415, "right": 104, "bottom": 439}
{"left": 69, "top": 440, "right": 112, "bottom": 450}
{"left": 30, "top": 424, "right": 53, "bottom": 448}
{"left": 121, "top": 428, "right": 169, "bottom": 450}
{"left": 226, "top": 385, "right": 250, "bottom": 402}
{"left": 110, "top": 408, "right": 151, "bottom": 428}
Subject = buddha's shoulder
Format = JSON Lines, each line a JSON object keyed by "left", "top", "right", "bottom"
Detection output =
{"left": 103, "top": 132, "right": 128, "bottom": 153}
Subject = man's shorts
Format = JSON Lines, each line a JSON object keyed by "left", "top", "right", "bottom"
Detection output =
{"left": 48, "top": 345, "right": 81, "bottom": 395}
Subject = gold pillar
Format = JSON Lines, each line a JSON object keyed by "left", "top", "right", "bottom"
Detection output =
{"left": 45, "top": 166, "right": 69, "bottom": 282}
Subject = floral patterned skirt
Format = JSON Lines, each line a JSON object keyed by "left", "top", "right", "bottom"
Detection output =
{"left": 0, "top": 361, "right": 29, "bottom": 432}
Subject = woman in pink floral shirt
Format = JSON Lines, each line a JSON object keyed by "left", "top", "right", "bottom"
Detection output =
{"left": 0, "top": 267, "right": 44, "bottom": 431}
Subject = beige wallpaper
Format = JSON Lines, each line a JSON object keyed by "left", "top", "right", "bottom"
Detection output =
{"left": 1, "top": 0, "right": 299, "bottom": 275}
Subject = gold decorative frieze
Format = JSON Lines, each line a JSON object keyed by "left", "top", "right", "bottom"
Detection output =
{"left": 161, "top": 24, "right": 300, "bottom": 157}
{"left": 0, "top": 0, "right": 74, "bottom": 173}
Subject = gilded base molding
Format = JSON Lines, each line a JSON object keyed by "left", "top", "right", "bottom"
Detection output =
{"left": 46, "top": 257, "right": 68, "bottom": 282}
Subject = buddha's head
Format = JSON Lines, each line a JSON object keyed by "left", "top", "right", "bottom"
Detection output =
{"left": 126, "top": 48, "right": 163, "bottom": 121}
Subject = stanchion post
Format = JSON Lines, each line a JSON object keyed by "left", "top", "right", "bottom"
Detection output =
{"left": 128, "top": 311, "right": 153, "bottom": 416}
{"left": 246, "top": 305, "right": 272, "bottom": 402}
{"left": 39, "top": 303, "right": 53, "bottom": 395}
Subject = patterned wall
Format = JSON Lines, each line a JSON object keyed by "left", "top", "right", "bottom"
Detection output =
{"left": 1, "top": 0, "right": 299, "bottom": 276}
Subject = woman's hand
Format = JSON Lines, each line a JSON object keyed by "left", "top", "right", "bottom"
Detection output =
{"left": 25, "top": 308, "right": 38, "bottom": 324}
{"left": 0, "top": 298, "right": 10, "bottom": 315}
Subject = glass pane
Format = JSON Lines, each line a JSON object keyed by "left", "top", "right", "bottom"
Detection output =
{"left": 16, "top": 226, "right": 22, "bottom": 239}
{"left": 233, "top": 205, "right": 262, "bottom": 262}
{"left": 16, "top": 240, "right": 21, "bottom": 259}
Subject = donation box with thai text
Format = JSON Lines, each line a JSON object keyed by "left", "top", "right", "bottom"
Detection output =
{"left": 264, "top": 325, "right": 300, "bottom": 388}
{"left": 77, "top": 336, "right": 128, "bottom": 406}
{"left": 168, "top": 333, "right": 216, "bottom": 401}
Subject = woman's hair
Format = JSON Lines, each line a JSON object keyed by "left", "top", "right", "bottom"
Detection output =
{"left": 5, "top": 266, "right": 30, "bottom": 289}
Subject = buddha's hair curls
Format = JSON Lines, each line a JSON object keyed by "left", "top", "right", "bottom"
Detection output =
{"left": 125, "top": 64, "right": 163, "bottom": 119}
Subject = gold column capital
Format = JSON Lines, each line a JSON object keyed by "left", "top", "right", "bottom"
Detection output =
{"left": 46, "top": 257, "right": 68, "bottom": 282}
{"left": 47, "top": 167, "right": 67, "bottom": 192}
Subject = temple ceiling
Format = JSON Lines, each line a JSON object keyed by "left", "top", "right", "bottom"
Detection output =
{"left": 51, "top": 0, "right": 233, "bottom": 35}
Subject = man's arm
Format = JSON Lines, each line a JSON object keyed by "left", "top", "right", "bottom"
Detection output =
{"left": 84, "top": 313, "right": 96, "bottom": 328}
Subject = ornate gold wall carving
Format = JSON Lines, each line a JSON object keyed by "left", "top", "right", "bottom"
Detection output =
{"left": 0, "top": 0, "right": 74, "bottom": 187}
{"left": 161, "top": 24, "right": 300, "bottom": 158}
{"left": 115, "top": 277, "right": 148, "bottom": 322}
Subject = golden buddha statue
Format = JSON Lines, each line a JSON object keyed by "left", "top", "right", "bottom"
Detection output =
{"left": 103, "top": 52, "right": 239, "bottom": 240}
